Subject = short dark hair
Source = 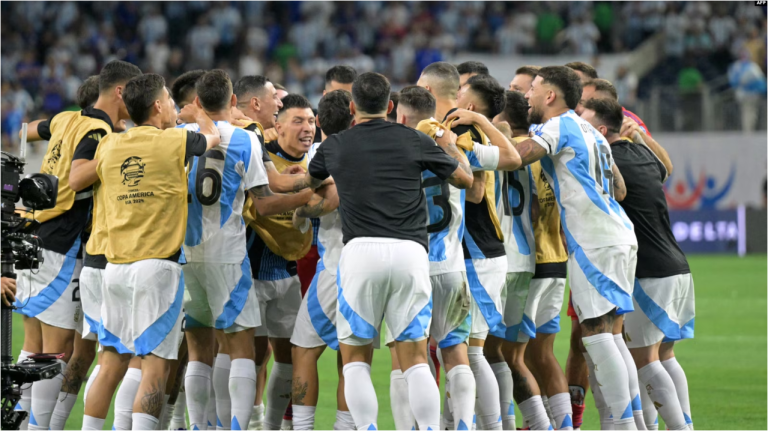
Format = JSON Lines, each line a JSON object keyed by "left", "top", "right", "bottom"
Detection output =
{"left": 77, "top": 76, "right": 100, "bottom": 109}
{"left": 421, "top": 62, "right": 460, "bottom": 98}
{"left": 99, "top": 60, "right": 142, "bottom": 94}
{"left": 398, "top": 85, "right": 436, "bottom": 119}
{"left": 171, "top": 70, "right": 205, "bottom": 106}
{"left": 584, "top": 79, "right": 618, "bottom": 101}
{"left": 387, "top": 91, "right": 400, "bottom": 121}
{"left": 466, "top": 74, "right": 506, "bottom": 119}
{"left": 278, "top": 94, "right": 313, "bottom": 117}
{"left": 565, "top": 61, "right": 598, "bottom": 79}
{"left": 325, "top": 65, "right": 357, "bottom": 85}
{"left": 196, "top": 70, "right": 232, "bottom": 112}
{"left": 351, "top": 72, "right": 390, "bottom": 115}
{"left": 233, "top": 75, "right": 270, "bottom": 102}
{"left": 318, "top": 90, "right": 353, "bottom": 136}
{"left": 457, "top": 61, "right": 489, "bottom": 76}
{"left": 515, "top": 65, "right": 541, "bottom": 79}
{"left": 583, "top": 98, "right": 624, "bottom": 134}
{"left": 500, "top": 91, "right": 530, "bottom": 131}
{"left": 536, "top": 66, "right": 583, "bottom": 110}
{"left": 123, "top": 73, "right": 166, "bottom": 125}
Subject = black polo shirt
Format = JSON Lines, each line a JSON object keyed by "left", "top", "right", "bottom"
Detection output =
{"left": 611, "top": 139, "right": 690, "bottom": 278}
{"left": 308, "top": 118, "right": 459, "bottom": 250}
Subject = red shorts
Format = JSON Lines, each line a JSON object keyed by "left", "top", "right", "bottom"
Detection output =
{"left": 297, "top": 245, "right": 319, "bottom": 297}
{"left": 567, "top": 289, "right": 577, "bottom": 319}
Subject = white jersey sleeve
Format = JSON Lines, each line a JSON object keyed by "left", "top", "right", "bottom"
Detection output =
{"left": 530, "top": 117, "right": 562, "bottom": 155}
{"left": 466, "top": 142, "right": 499, "bottom": 171}
{"left": 240, "top": 130, "right": 269, "bottom": 190}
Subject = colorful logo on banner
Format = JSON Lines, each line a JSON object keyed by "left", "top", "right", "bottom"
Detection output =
{"left": 664, "top": 165, "right": 736, "bottom": 210}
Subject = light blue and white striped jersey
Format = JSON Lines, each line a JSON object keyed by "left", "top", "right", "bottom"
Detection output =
{"left": 530, "top": 110, "right": 636, "bottom": 252}
{"left": 424, "top": 142, "right": 499, "bottom": 275}
{"left": 308, "top": 142, "right": 344, "bottom": 275}
{"left": 495, "top": 166, "right": 536, "bottom": 273}
{"left": 181, "top": 121, "right": 269, "bottom": 263}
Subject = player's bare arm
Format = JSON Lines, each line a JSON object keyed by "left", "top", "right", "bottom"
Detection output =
{"left": 622, "top": 116, "right": 673, "bottom": 178}
{"left": 612, "top": 163, "right": 627, "bottom": 201}
{"left": 179, "top": 103, "right": 221, "bottom": 150}
{"left": 265, "top": 162, "right": 323, "bottom": 193}
{"left": 515, "top": 138, "right": 548, "bottom": 167}
{"left": 434, "top": 128, "right": 473, "bottom": 189}
{"left": 295, "top": 185, "right": 339, "bottom": 219}
{"left": 19, "top": 119, "right": 45, "bottom": 141}
{"left": 466, "top": 171, "right": 485, "bottom": 203}
{"left": 248, "top": 184, "right": 313, "bottom": 217}
{"left": 292, "top": 172, "right": 326, "bottom": 192}
{"left": 69, "top": 159, "right": 99, "bottom": 192}
{"left": 445, "top": 108, "right": 522, "bottom": 170}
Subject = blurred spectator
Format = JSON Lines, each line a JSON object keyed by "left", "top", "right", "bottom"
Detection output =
{"left": 614, "top": 65, "right": 638, "bottom": 111}
{"left": 728, "top": 49, "right": 767, "bottom": 132}
{"left": 186, "top": 14, "right": 219, "bottom": 70}
{"left": 560, "top": 15, "right": 600, "bottom": 55}
{"left": 536, "top": 5, "right": 564, "bottom": 54}
{"left": 678, "top": 59, "right": 704, "bottom": 130}
{"left": 138, "top": 5, "right": 168, "bottom": 44}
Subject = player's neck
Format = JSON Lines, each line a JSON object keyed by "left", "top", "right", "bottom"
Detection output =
{"left": 140, "top": 115, "right": 164, "bottom": 130}
{"left": 354, "top": 113, "right": 386, "bottom": 124}
{"left": 205, "top": 109, "right": 231, "bottom": 123}
{"left": 434, "top": 99, "right": 457, "bottom": 122}
{"left": 511, "top": 128, "right": 528, "bottom": 138}
{"left": 93, "top": 96, "right": 121, "bottom": 129}
{"left": 607, "top": 134, "right": 624, "bottom": 145}
{"left": 542, "top": 107, "right": 570, "bottom": 124}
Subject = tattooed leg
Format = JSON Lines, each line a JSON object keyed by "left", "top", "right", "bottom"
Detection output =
{"left": 134, "top": 354, "right": 171, "bottom": 418}
{"left": 291, "top": 345, "right": 325, "bottom": 406}
{"left": 61, "top": 338, "right": 97, "bottom": 394}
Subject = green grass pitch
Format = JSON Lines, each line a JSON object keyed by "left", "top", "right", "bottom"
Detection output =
{"left": 10, "top": 254, "right": 767, "bottom": 430}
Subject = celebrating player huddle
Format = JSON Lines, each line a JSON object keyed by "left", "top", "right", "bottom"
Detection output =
{"left": 12, "top": 58, "right": 695, "bottom": 431}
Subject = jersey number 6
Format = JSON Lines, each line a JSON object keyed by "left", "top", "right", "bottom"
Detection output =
{"left": 423, "top": 176, "right": 452, "bottom": 233}
{"left": 195, "top": 150, "right": 225, "bottom": 206}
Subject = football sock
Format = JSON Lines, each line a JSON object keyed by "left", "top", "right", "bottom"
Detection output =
{"left": 518, "top": 396, "right": 551, "bottom": 431}
{"left": 639, "top": 381, "right": 658, "bottom": 430}
{"left": 404, "top": 363, "right": 440, "bottom": 431}
{"left": 548, "top": 393, "right": 574, "bottom": 431}
{"left": 333, "top": 410, "right": 356, "bottom": 430}
{"left": 83, "top": 364, "right": 101, "bottom": 406}
{"left": 614, "top": 335, "right": 645, "bottom": 430}
{"left": 389, "top": 370, "right": 415, "bottom": 430}
{"left": 28, "top": 359, "right": 66, "bottom": 430}
{"left": 568, "top": 385, "right": 585, "bottom": 429}
{"left": 542, "top": 395, "right": 556, "bottom": 428}
{"left": 282, "top": 402, "right": 293, "bottom": 430}
{"left": 214, "top": 354, "right": 232, "bottom": 430}
{"left": 447, "top": 365, "right": 476, "bottom": 431}
{"left": 170, "top": 389, "right": 188, "bottom": 430}
{"left": 114, "top": 368, "right": 142, "bottom": 431}
{"left": 661, "top": 358, "right": 693, "bottom": 430}
{"left": 441, "top": 370, "right": 454, "bottom": 430}
{"left": 638, "top": 362, "right": 687, "bottom": 431}
{"left": 82, "top": 415, "right": 106, "bottom": 430}
{"left": 343, "top": 362, "right": 378, "bottom": 430}
{"left": 17, "top": 350, "right": 33, "bottom": 430}
{"left": 185, "top": 361, "right": 212, "bottom": 431}
{"left": 248, "top": 404, "right": 265, "bottom": 430}
{"left": 265, "top": 362, "right": 293, "bottom": 431}
{"left": 584, "top": 353, "right": 612, "bottom": 430}
{"left": 490, "top": 362, "right": 515, "bottom": 431}
{"left": 293, "top": 405, "right": 316, "bottom": 430}
{"left": 230, "top": 359, "right": 257, "bottom": 430}
{"left": 132, "top": 412, "right": 159, "bottom": 430}
{"left": 158, "top": 394, "right": 172, "bottom": 430}
{"left": 582, "top": 334, "right": 634, "bottom": 430}
{"left": 49, "top": 391, "right": 78, "bottom": 431}
{"left": 468, "top": 346, "right": 502, "bottom": 431}
{"left": 206, "top": 379, "right": 217, "bottom": 430}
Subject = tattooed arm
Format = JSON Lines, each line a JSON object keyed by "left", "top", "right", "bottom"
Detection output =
{"left": 248, "top": 184, "right": 313, "bottom": 217}
{"left": 611, "top": 163, "right": 627, "bottom": 202}
{"left": 514, "top": 138, "right": 548, "bottom": 167}
{"left": 294, "top": 184, "right": 339, "bottom": 219}
{"left": 434, "top": 130, "right": 474, "bottom": 189}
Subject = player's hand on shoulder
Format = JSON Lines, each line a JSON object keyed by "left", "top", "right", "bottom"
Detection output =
{"left": 263, "top": 127, "right": 279, "bottom": 142}
{"left": 444, "top": 108, "right": 481, "bottom": 126}
{"left": 231, "top": 106, "right": 253, "bottom": 127}
{"left": 620, "top": 116, "right": 641, "bottom": 139}
{"left": 178, "top": 103, "right": 203, "bottom": 124}
{"left": 435, "top": 128, "right": 458, "bottom": 148}
{"left": 283, "top": 165, "right": 306, "bottom": 175}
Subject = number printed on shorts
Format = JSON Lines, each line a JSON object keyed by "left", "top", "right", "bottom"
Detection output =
{"left": 195, "top": 150, "right": 225, "bottom": 206}
{"left": 71, "top": 279, "right": 80, "bottom": 302}
{"left": 423, "top": 176, "right": 452, "bottom": 233}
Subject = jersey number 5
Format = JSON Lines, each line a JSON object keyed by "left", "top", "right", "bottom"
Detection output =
{"left": 423, "top": 176, "right": 452, "bottom": 233}
{"left": 501, "top": 171, "right": 525, "bottom": 216}
{"left": 195, "top": 150, "right": 225, "bottom": 206}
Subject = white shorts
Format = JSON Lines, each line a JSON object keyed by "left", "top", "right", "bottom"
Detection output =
{"left": 100, "top": 259, "right": 184, "bottom": 359}
{"left": 499, "top": 272, "right": 534, "bottom": 342}
{"left": 79, "top": 266, "right": 105, "bottom": 341}
{"left": 337, "top": 238, "right": 432, "bottom": 346}
{"left": 516, "top": 277, "right": 566, "bottom": 343}
{"left": 15, "top": 239, "right": 83, "bottom": 331}
{"left": 183, "top": 258, "right": 260, "bottom": 333}
{"left": 466, "top": 256, "right": 507, "bottom": 340}
{"left": 624, "top": 274, "right": 695, "bottom": 348}
{"left": 254, "top": 275, "right": 301, "bottom": 339}
{"left": 291, "top": 268, "right": 338, "bottom": 350}
{"left": 568, "top": 245, "right": 637, "bottom": 322}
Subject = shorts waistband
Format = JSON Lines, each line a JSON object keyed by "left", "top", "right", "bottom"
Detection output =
{"left": 347, "top": 237, "right": 420, "bottom": 245}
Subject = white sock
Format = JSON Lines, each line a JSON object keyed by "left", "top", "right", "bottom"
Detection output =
{"left": 28, "top": 359, "right": 66, "bottom": 430}
{"left": 446, "top": 365, "right": 475, "bottom": 430}
{"left": 403, "top": 363, "right": 440, "bottom": 431}
{"left": 266, "top": 362, "right": 293, "bottom": 431}
{"left": 582, "top": 334, "right": 634, "bottom": 430}
{"left": 389, "top": 370, "right": 415, "bottom": 430}
{"left": 584, "top": 352, "right": 612, "bottom": 430}
{"left": 207, "top": 377, "right": 217, "bottom": 430}
{"left": 133, "top": 412, "right": 159, "bottom": 430}
{"left": 82, "top": 414, "right": 106, "bottom": 430}
{"left": 639, "top": 379, "right": 658, "bottom": 430}
{"left": 614, "top": 335, "right": 645, "bottom": 430}
{"left": 548, "top": 393, "right": 574, "bottom": 430}
{"left": 293, "top": 405, "right": 316, "bottom": 430}
{"left": 638, "top": 362, "right": 687, "bottom": 430}
{"left": 114, "top": 368, "right": 142, "bottom": 430}
{"left": 17, "top": 350, "right": 33, "bottom": 430}
{"left": 186, "top": 361, "right": 212, "bottom": 430}
{"left": 542, "top": 395, "right": 555, "bottom": 429}
{"left": 214, "top": 354, "right": 232, "bottom": 430}
{"left": 50, "top": 391, "right": 78, "bottom": 431}
{"left": 248, "top": 404, "right": 265, "bottom": 430}
{"left": 83, "top": 364, "right": 101, "bottom": 406}
{"left": 342, "top": 362, "right": 378, "bottom": 430}
{"left": 661, "top": 358, "right": 692, "bottom": 429}
{"left": 467, "top": 346, "right": 501, "bottom": 430}
{"left": 490, "top": 362, "right": 515, "bottom": 430}
{"left": 518, "top": 395, "right": 551, "bottom": 431}
{"left": 158, "top": 394, "right": 172, "bottom": 430}
{"left": 171, "top": 391, "right": 188, "bottom": 430}
{"left": 441, "top": 370, "right": 454, "bottom": 430}
{"left": 229, "top": 358, "right": 257, "bottom": 430}
{"left": 333, "top": 410, "right": 356, "bottom": 430}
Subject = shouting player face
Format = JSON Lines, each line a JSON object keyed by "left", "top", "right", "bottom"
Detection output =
{"left": 276, "top": 106, "right": 316, "bottom": 154}
{"left": 525, "top": 76, "right": 548, "bottom": 125}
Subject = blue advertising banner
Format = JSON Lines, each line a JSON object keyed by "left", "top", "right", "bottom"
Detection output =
{"left": 668, "top": 207, "right": 746, "bottom": 255}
